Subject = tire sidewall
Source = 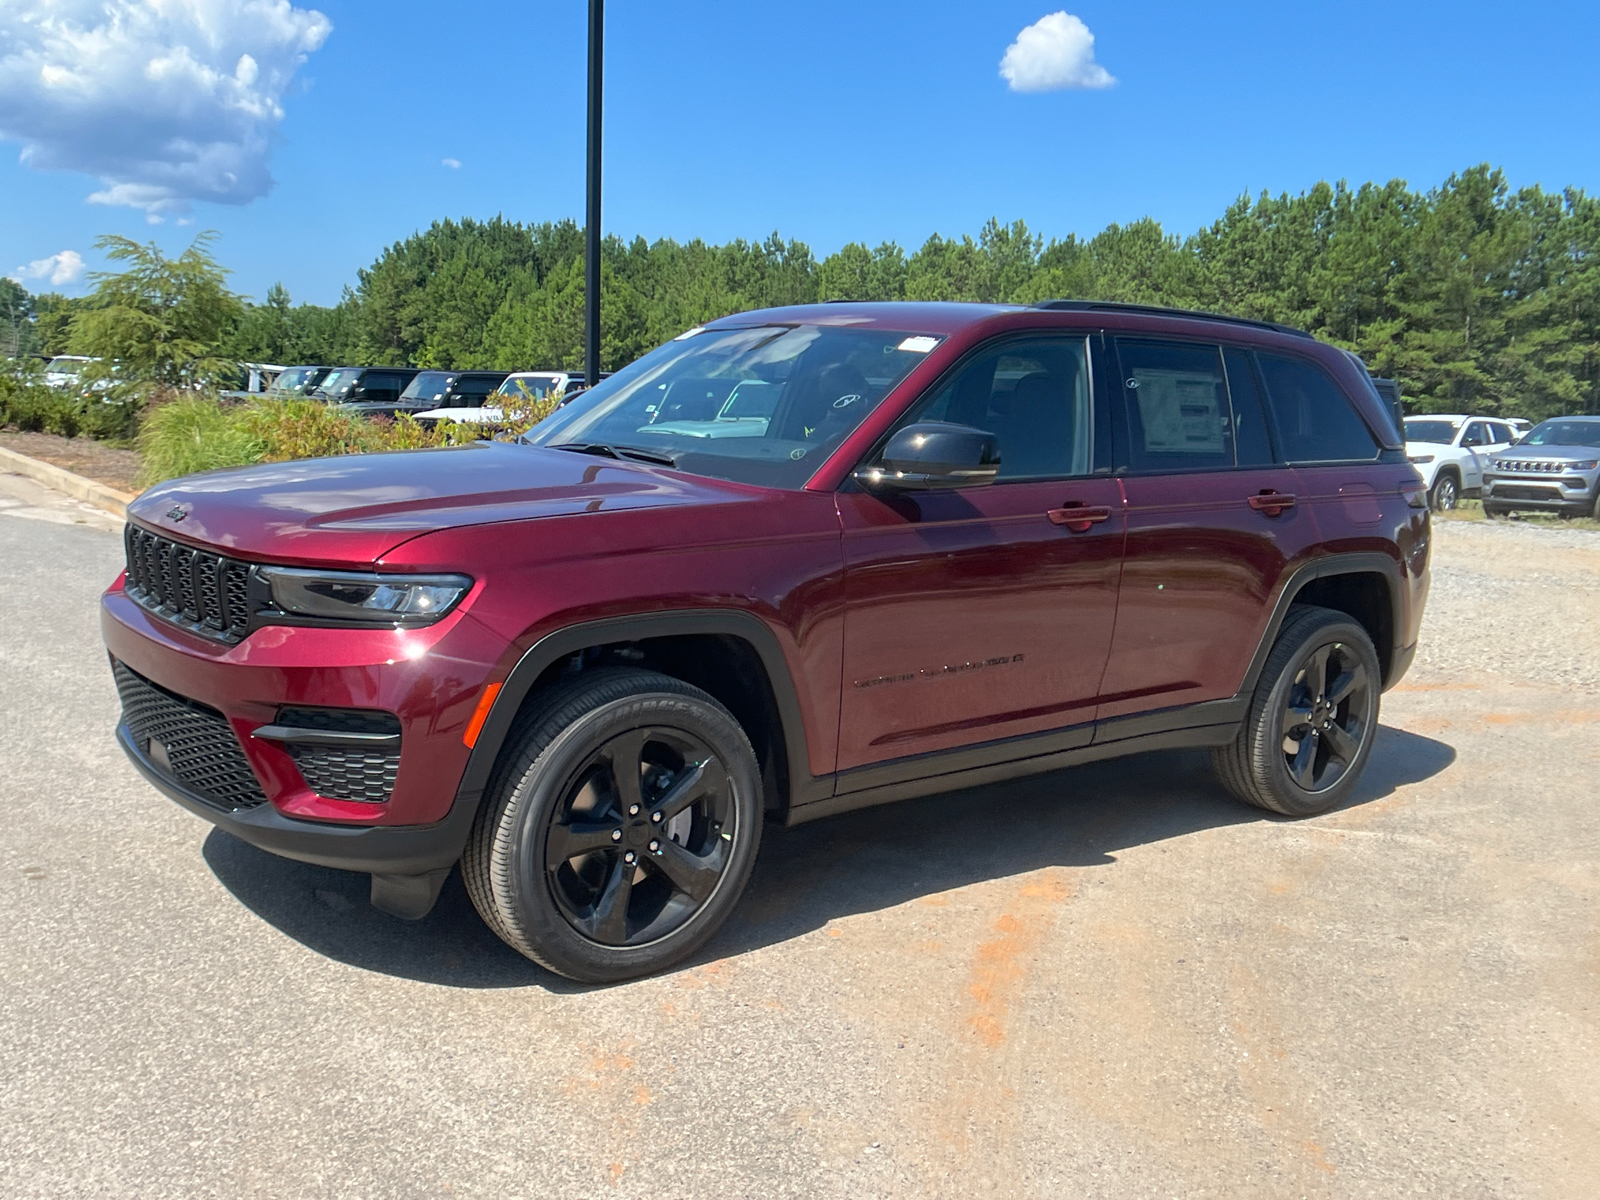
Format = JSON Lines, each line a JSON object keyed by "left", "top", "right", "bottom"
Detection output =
{"left": 1253, "top": 616, "right": 1382, "bottom": 817}
{"left": 495, "top": 688, "right": 762, "bottom": 983}
{"left": 1431, "top": 474, "right": 1458, "bottom": 511}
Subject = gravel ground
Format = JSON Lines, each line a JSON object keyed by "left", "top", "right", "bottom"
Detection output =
{"left": 1, "top": 490, "right": 1597, "bottom": 1200}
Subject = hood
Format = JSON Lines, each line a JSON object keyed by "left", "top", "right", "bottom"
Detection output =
{"left": 127, "top": 441, "right": 759, "bottom": 565}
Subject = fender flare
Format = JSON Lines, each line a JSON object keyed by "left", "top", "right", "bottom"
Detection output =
{"left": 448, "top": 609, "right": 823, "bottom": 830}
{"left": 1239, "top": 551, "right": 1407, "bottom": 696}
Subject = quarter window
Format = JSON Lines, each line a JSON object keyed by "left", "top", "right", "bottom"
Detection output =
{"left": 1257, "top": 354, "right": 1379, "bottom": 464}
{"left": 896, "top": 337, "right": 1092, "bottom": 480}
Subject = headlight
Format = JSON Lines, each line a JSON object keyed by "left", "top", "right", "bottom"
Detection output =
{"left": 1565, "top": 460, "right": 1599, "bottom": 471}
{"left": 260, "top": 567, "right": 472, "bottom": 625}
{"left": 1408, "top": 454, "right": 1434, "bottom": 464}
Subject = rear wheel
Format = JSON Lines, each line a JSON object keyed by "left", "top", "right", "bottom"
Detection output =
{"left": 1212, "top": 606, "right": 1382, "bottom": 818}
{"left": 1429, "top": 472, "right": 1459, "bottom": 512}
{"left": 463, "top": 669, "right": 763, "bottom": 983}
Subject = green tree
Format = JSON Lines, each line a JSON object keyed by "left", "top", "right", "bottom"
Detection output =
{"left": 1, "top": 277, "right": 35, "bottom": 359}
{"left": 70, "top": 232, "right": 243, "bottom": 386}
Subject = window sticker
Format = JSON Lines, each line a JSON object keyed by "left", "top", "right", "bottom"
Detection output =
{"left": 897, "top": 335, "right": 939, "bottom": 354}
{"left": 674, "top": 326, "right": 706, "bottom": 341}
{"left": 1131, "top": 368, "right": 1226, "bottom": 454}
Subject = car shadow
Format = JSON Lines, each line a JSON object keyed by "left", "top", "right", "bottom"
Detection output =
{"left": 203, "top": 724, "right": 1455, "bottom": 990}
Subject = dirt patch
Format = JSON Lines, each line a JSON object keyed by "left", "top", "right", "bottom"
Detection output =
{"left": 0, "top": 430, "right": 142, "bottom": 493}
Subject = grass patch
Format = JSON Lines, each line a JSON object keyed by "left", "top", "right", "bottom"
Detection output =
{"left": 1436, "top": 495, "right": 1600, "bottom": 532}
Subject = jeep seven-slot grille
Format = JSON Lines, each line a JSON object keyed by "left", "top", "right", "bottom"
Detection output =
{"left": 113, "top": 660, "right": 267, "bottom": 810}
{"left": 123, "top": 524, "right": 254, "bottom": 643}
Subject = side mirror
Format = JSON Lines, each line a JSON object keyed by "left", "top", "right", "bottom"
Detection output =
{"left": 853, "top": 422, "right": 1001, "bottom": 491}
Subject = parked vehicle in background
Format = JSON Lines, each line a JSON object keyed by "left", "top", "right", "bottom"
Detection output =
{"left": 43, "top": 355, "right": 98, "bottom": 389}
{"left": 1506, "top": 418, "right": 1533, "bottom": 441}
{"left": 265, "top": 366, "right": 330, "bottom": 398}
{"left": 311, "top": 366, "right": 421, "bottom": 415}
{"left": 414, "top": 370, "right": 583, "bottom": 426}
{"left": 105, "top": 299, "right": 1428, "bottom": 983}
{"left": 1482, "top": 416, "right": 1600, "bottom": 518}
{"left": 1403, "top": 414, "right": 1519, "bottom": 510}
{"left": 393, "top": 370, "right": 509, "bottom": 418}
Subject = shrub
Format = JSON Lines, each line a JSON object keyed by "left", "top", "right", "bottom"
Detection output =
{"left": 242, "top": 398, "right": 388, "bottom": 462}
{"left": 137, "top": 394, "right": 264, "bottom": 485}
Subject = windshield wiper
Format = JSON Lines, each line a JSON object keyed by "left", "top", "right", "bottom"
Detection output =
{"left": 550, "top": 442, "right": 679, "bottom": 467}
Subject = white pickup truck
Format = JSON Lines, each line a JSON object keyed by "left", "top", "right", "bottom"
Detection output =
{"left": 1404, "top": 414, "right": 1523, "bottom": 510}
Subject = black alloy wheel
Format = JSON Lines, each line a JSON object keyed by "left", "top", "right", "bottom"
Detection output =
{"left": 1278, "top": 641, "right": 1370, "bottom": 794}
{"left": 1430, "top": 473, "right": 1459, "bottom": 511}
{"left": 544, "top": 725, "right": 734, "bottom": 947}
{"left": 463, "top": 668, "right": 762, "bottom": 983}
{"left": 1212, "top": 605, "right": 1382, "bottom": 817}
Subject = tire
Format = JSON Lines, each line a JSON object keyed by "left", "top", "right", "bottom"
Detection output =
{"left": 463, "top": 668, "right": 763, "bottom": 983}
{"left": 1483, "top": 502, "right": 1508, "bottom": 520}
{"left": 1429, "top": 471, "right": 1459, "bottom": 512}
{"left": 1211, "top": 606, "right": 1382, "bottom": 818}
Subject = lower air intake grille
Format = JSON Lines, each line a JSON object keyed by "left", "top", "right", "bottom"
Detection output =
{"left": 287, "top": 745, "right": 401, "bottom": 805}
{"left": 278, "top": 707, "right": 401, "bottom": 805}
{"left": 113, "top": 660, "right": 267, "bottom": 810}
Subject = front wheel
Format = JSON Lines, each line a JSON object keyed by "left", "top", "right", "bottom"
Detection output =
{"left": 463, "top": 668, "right": 763, "bottom": 983}
{"left": 1211, "top": 606, "right": 1382, "bottom": 817}
{"left": 1429, "top": 472, "right": 1459, "bottom": 511}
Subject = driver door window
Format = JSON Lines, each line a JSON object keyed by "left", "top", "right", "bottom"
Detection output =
{"left": 895, "top": 337, "right": 1091, "bottom": 480}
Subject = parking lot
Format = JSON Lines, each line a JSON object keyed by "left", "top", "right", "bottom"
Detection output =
{"left": 2, "top": 473, "right": 1596, "bottom": 1199}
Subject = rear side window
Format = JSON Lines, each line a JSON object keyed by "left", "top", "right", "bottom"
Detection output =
{"left": 1115, "top": 339, "right": 1233, "bottom": 473}
{"left": 1257, "top": 354, "right": 1379, "bottom": 464}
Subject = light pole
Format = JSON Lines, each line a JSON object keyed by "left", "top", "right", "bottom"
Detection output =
{"left": 585, "top": 0, "right": 603, "bottom": 390}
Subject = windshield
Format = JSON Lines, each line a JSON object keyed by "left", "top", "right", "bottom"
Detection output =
{"left": 269, "top": 367, "right": 320, "bottom": 395}
{"left": 523, "top": 325, "right": 942, "bottom": 488}
{"left": 1404, "top": 419, "right": 1459, "bottom": 445}
{"left": 496, "top": 375, "right": 563, "bottom": 402}
{"left": 401, "top": 371, "right": 457, "bottom": 402}
{"left": 316, "top": 369, "right": 360, "bottom": 396}
{"left": 1521, "top": 420, "right": 1600, "bottom": 449}
{"left": 45, "top": 357, "right": 86, "bottom": 375}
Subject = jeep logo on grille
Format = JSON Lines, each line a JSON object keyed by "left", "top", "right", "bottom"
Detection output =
{"left": 165, "top": 505, "right": 188, "bottom": 522}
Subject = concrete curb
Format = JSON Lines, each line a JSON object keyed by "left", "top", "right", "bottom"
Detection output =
{"left": 0, "top": 444, "right": 136, "bottom": 520}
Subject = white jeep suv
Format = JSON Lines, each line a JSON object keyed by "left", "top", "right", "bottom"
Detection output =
{"left": 1403, "top": 415, "right": 1520, "bottom": 510}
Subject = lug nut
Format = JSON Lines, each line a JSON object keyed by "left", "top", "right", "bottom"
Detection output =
{"left": 650, "top": 811, "right": 662, "bottom": 823}
{"left": 624, "top": 851, "right": 636, "bottom": 864}
{"left": 629, "top": 804, "right": 641, "bottom": 816}
{"left": 649, "top": 840, "right": 660, "bottom": 853}
{"left": 610, "top": 829, "right": 622, "bottom": 842}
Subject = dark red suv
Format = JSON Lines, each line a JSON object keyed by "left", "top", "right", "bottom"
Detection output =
{"left": 103, "top": 301, "right": 1430, "bottom": 982}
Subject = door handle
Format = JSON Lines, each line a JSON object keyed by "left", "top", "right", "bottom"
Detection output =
{"left": 1247, "top": 491, "right": 1296, "bottom": 516}
{"left": 1047, "top": 504, "right": 1113, "bottom": 532}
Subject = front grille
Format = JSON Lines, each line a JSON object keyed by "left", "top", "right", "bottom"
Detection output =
{"left": 123, "top": 524, "right": 254, "bottom": 643}
{"left": 1499, "top": 460, "right": 1567, "bottom": 475}
{"left": 1494, "top": 485, "right": 1562, "bottom": 501}
{"left": 113, "top": 660, "right": 267, "bottom": 810}
{"left": 278, "top": 707, "right": 401, "bottom": 804}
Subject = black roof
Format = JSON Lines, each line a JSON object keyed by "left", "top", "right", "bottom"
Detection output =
{"left": 1032, "top": 299, "right": 1314, "bottom": 340}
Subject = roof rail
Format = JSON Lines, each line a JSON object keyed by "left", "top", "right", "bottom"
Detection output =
{"left": 1031, "top": 299, "right": 1315, "bottom": 340}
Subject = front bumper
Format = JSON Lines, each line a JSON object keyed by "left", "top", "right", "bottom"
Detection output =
{"left": 103, "top": 579, "right": 510, "bottom": 870}
{"left": 1482, "top": 473, "right": 1598, "bottom": 513}
{"left": 117, "top": 723, "right": 475, "bottom": 874}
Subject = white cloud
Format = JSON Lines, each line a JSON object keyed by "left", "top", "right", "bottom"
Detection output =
{"left": 441, "top": 157, "right": 461, "bottom": 169}
{"left": 10, "top": 249, "right": 85, "bottom": 286}
{"left": 1000, "top": 11, "right": 1115, "bottom": 92}
{"left": 0, "top": 0, "right": 332, "bottom": 215}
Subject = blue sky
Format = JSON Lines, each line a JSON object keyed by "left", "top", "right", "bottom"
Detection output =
{"left": 4, "top": 0, "right": 1599, "bottom": 306}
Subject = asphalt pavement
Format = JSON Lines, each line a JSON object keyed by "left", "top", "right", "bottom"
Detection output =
{"left": 1, "top": 470, "right": 1596, "bottom": 1198}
